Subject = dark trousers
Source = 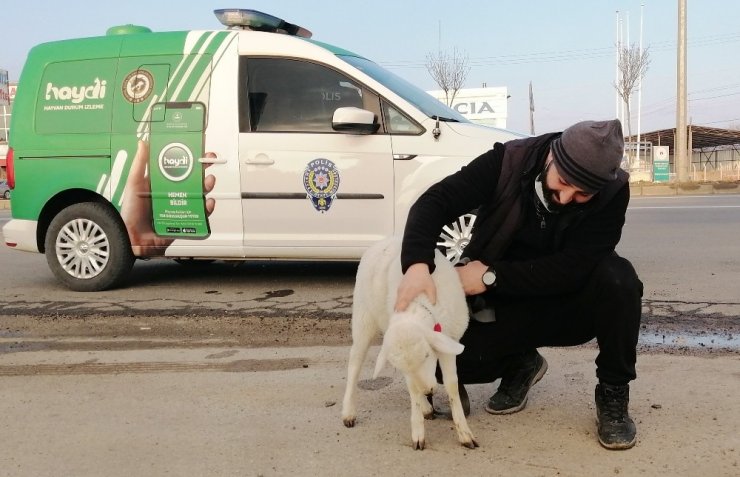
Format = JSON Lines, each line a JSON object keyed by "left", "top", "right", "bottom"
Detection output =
{"left": 456, "top": 254, "right": 643, "bottom": 386}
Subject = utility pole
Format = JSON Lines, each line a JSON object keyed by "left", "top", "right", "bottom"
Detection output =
{"left": 615, "top": 11, "right": 621, "bottom": 120}
{"left": 676, "top": 0, "right": 689, "bottom": 182}
{"left": 529, "top": 81, "right": 535, "bottom": 135}
{"left": 636, "top": 3, "right": 644, "bottom": 168}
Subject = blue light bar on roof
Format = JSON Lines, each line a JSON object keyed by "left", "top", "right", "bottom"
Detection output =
{"left": 213, "top": 9, "right": 312, "bottom": 38}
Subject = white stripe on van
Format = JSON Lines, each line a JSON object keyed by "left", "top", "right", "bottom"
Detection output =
{"left": 97, "top": 173, "right": 109, "bottom": 199}
{"left": 137, "top": 93, "right": 160, "bottom": 140}
{"left": 109, "top": 149, "right": 128, "bottom": 205}
{"left": 171, "top": 31, "right": 219, "bottom": 101}
{"left": 189, "top": 32, "right": 236, "bottom": 103}
{"left": 133, "top": 32, "right": 208, "bottom": 140}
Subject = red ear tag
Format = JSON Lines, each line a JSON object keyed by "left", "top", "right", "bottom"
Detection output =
{"left": 434, "top": 323, "right": 442, "bottom": 333}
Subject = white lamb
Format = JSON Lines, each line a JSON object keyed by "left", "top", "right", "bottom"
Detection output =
{"left": 341, "top": 237, "right": 478, "bottom": 450}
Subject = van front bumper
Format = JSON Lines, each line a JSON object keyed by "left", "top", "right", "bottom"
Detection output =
{"left": 2, "top": 219, "right": 39, "bottom": 253}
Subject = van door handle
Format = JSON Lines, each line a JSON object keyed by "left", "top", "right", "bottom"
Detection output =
{"left": 245, "top": 153, "right": 275, "bottom": 165}
{"left": 198, "top": 157, "right": 227, "bottom": 165}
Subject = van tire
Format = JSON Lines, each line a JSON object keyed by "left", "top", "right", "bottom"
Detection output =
{"left": 45, "top": 202, "right": 135, "bottom": 292}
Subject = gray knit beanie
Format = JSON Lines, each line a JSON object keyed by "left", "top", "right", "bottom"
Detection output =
{"left": 550, "top": 119, "right": 625, "bottom": 194}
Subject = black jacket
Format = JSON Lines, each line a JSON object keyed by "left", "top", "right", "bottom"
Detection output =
{"left": 401, "top": 133, "right": 630, "bottom": 297}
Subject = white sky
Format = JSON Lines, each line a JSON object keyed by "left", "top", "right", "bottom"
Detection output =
{"left": 1, "top": 0, "right": 738, "bottom": 134}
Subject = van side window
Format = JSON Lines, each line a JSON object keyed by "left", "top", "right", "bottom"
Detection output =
{"left": 382, "top": 100, "right": 423, "bottom": 135}
{"left": 242, "top": 58, "right": 370, "bottom": 133}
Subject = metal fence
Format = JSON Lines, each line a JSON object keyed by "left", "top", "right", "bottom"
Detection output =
{"left": 624, "top": 141, "right": 740, "bottom": 182}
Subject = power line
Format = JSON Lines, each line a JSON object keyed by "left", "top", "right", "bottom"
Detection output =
{"left": 697, "top": 117, "right": 740, "bottom": 125}
{"left": 377, "top": 31, "right": 740, "bottom": 69}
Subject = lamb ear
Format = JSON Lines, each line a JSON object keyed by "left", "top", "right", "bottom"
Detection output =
{"left": 373, "top": 342, "right": 389, "bottom": 378}
{"left": 426, "top": 328, "right": 465, "bottom": 356}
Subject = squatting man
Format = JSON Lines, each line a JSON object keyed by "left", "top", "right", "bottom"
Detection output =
{"left": 395, "top": 119, "right": 643, "bottom": 450}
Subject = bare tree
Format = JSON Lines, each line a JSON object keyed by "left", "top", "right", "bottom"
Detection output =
{"left": 426, "top": 47, "right": 470, "bottom": 106}
{"left": 615, "top": 43, "right": 651, "bottom": 142}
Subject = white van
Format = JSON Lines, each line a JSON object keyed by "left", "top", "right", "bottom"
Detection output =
{"left": 3, "top": 9, "right": 523, "bottom": 291}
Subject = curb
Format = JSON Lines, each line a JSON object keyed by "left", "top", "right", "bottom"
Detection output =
{"left": 630, "top": 183, "right": 740, "bottom": 196}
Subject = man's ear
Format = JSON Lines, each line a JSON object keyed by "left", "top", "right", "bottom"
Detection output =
{"left": 425, "top": 328, "right": 464, "bottom": 356}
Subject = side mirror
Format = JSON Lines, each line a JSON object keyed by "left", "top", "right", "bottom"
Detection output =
{"left": 332, "top": 107, "right": 380, "bottom": 135}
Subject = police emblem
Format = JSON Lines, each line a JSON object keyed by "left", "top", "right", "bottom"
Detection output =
{"left": 122, "top": 69, "right": 154, "bottom": 104}
{"left": 303, "top": 158, "right": 340, "bottom": 212}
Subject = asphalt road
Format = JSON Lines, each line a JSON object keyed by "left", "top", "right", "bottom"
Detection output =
{"left": 1, "top": 194, "right": 740, "bottom": 308}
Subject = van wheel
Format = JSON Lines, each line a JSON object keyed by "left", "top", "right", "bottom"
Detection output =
{"left": 45, "top": 202, "right": 135, "bottom": 292}
{"left": 437, "top": 212, "right": 477, "bottom": 265}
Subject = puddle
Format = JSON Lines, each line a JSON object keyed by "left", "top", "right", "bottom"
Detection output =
{"left": 639, "top": 331, "right": 737, "bottom": 349}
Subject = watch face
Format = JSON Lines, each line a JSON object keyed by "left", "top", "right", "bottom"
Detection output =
{"left": 483, "top": 270, "right": 496, "bottom": 286}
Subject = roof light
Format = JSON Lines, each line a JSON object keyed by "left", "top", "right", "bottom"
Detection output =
{"left": 213, "top": 9, "right": 312, "bottom": 38}
{"left": 106, "top": 24, "right": 152, "bottom": 36}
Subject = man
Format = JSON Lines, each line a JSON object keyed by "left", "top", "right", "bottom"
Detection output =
{"left": 395, "top": 119, "right": 643, "bottom": 450}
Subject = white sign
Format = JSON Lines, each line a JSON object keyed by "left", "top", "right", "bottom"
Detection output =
{"left": 427, "top": 86, "right": 508, "bottom": 128}
{"left": 0, "top": 69, "right": 9, "bottom": 106}
{"left": 654, "top": 145, "right": 669, "bottom": 160}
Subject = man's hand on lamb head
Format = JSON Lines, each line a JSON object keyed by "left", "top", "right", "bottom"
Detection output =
{"left": 395, "top": 263, "right": 437, "bottom": 312}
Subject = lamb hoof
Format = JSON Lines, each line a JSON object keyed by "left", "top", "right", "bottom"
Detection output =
{"left": 461, "top": 438, "right": 479, "bottom": 449}
{"left": 423, "top": 410, "right": 435, "bottom": 420}
{"left": 412, "top": 439, "right": 426, "bottom": 450}
{"left": 342, "top": 417, "right": 356, "bottom": 428}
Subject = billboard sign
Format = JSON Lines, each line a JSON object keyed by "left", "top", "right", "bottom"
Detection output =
{"left": 0, "top": 69, "right": 9, "bottom": 106}
{"left": 428, "top": 86, "right": 508, "bottom": 128}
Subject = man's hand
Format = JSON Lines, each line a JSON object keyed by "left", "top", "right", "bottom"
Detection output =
{"left": 394, "top": 263, "right": 437, "bottom": 311}
{"left": 120, "top": 140, "right": 216, "bottom": 256}
{"left": 455, "top": 260, "right": 488, "bottom": 296}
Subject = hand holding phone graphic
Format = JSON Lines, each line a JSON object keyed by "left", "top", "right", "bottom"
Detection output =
{"left": 148, "top": 102, "right": 211, "bottom": 239}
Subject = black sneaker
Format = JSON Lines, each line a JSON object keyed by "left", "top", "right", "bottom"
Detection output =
{"left": 485, "top": 350, "right": 548, "bottom": 415}
{"left": 595, "top": 383, "right": 637, "bottom": 450}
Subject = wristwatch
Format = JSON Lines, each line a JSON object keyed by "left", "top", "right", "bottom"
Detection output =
{"left": 482, "top": 266, "right": 497, "bottom": 287}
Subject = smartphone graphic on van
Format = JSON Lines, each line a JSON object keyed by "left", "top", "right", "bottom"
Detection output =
{"left": 148, "top": 102, "right": 210, "bottom": 239}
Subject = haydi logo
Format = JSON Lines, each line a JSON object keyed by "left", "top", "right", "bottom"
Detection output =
{"left": 45, "top": 78, "right": 107, "bottom": 104}
{"left": 158, "top": 143, "right": 194, "bottom": 182}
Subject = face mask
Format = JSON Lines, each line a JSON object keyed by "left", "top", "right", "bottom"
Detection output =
{"left": 534, "top": 165, "right": 562, "bottom": 213}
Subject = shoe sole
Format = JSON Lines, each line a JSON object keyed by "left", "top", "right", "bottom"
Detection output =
{"left": 484, "top": 356, "right": 549, "bottom": 415}
{"left": 597, "top": 433, "right": 637, "bottom": 450}
{"left": 596, "top": 419, "right": 637, "bottom": 450}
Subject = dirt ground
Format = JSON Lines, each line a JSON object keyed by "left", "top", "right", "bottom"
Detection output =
{"left": 0, "top": 340, "right": 738, "bottom": 476}
{"left": 1, "top": 306, "right": 738, "bottom": 476}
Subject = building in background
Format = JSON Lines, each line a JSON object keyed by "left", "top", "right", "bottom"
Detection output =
{"left": 0, "top": 69, "right": 14, "bottom": 179}
{"left": 427, "top": 86, "right": 508, "bottom": 129}
{"left": 1, "top": 68, "right": 11, "bottom": 141}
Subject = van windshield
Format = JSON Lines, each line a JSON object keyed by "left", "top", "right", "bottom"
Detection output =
{"left": 338, "top": 55, "right": 468, "bottom": 123}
